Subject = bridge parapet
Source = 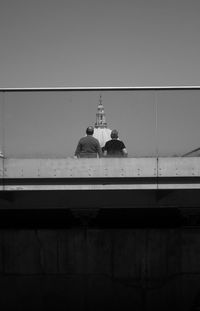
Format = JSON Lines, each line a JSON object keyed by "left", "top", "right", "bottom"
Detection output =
{"left": 1, "top": 157, "right": 200, "bottom": 190}
{"left": 2, "top": 158, "right": 157, "bottom": 178}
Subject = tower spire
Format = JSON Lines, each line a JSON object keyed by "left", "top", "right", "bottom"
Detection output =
{"left": 95, "top": 94, "right": 107, "bottom": 128}
{"left": 99, "top": 94, "right": 102, "bottom": 105}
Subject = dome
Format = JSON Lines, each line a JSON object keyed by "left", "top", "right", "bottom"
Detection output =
{"left": 93, "top": 127, "right": 112, "bottom": 148}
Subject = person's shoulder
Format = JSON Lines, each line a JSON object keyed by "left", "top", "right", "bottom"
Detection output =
{"left": 104, "top": 140, "right": 112, "bottom": 147}
{"left": 79, "top": 136, "right": 86, "bottom": 142}
{"left": 119, "top": 140, "right": 126, "bottom": 147}
{"left": 91, "top": 136, "right": 100, "bottom": 143}
{"left": 78, "top": 136, "right": 90, "bottom": 145}
{"left": 113, "top": 139, "right": 123, "bottom": 145}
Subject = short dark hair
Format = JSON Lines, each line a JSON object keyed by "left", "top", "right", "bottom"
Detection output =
{"left": 111, "top": 129, "right": 118, "bottom": 139}
{"left": 86, "top": 126, "right": 94, "bottom": 135}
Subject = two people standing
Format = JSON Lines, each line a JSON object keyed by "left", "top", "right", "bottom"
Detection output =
{"left": 75, "top": 126, "right": 128, "bottom": 158}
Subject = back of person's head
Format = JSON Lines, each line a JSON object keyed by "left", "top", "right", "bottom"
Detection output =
{"left": 111, "top": 129, "right": 118, "bottom": 139}
{"left": 86, "top": 126, "right": 94, "bottom": 135}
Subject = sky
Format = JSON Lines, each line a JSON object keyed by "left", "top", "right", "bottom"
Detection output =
{"left": 1, "top": 1, "right": 200, "bottom": 158}
{"left": 0, "top": 0, "right": 200, "bottom": 87}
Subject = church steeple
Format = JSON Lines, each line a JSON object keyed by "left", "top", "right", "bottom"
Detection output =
{"left": 93, "top": 95, "right": 111, "bottom": 147}
{"left": 95, "top": 95, "right": 107, "bottom": 128}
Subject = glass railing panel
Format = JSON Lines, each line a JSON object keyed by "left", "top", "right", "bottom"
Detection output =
{"left": 157, "top": 89, "right": 200, "bottom": 157}
{"left": 2, "top": 90, "right": 157, "bottom": 158}
{"left": 98, "top": 91, "right": 156, "bottom": 157}
{"left": 0, "top": 92, "right": 4, "bottom": 157}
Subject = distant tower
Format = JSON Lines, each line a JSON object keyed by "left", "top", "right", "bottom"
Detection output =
{"left": 93, "top": 95, "right": 111, "bottom": 147}
{"left": 0, "top": 145, "right": 3, "bottom": 158}
{"left": 95, "top": 95, "right": 107, "bottom": 128}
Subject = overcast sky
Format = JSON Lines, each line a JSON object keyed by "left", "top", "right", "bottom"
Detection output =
{"left": 1, "top": 0, "right": 200, "bottom": 87}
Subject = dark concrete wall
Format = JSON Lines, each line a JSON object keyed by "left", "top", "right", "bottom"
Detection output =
{"left": 0, "top": 227, "right": 200, "bottom": 311}
{"left": 1, "top": 188, "right": 200, "bottom": 310}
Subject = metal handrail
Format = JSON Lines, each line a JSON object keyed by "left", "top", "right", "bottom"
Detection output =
{"left": 182, "top": 147, "right": 200, "bottom": 157}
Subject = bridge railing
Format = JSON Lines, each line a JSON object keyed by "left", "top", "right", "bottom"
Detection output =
{"left": 1, "top": 87, "right": 200, "bottom": 159}
{"left": 1, "top": 157, "right": 200, "bottom": 190}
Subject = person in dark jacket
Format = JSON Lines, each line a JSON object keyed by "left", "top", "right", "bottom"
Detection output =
{"left": 75, "top": 126, "right": 102, "bottom": 158}
{"left": 103, "top": 129, "right": 128, "bottom": 157}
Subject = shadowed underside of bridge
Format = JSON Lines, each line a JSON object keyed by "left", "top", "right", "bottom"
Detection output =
{"left": 1, "top": 158, "right": 200, "bottom": 311}
{"left": 0, "top": 157, "right": 200, "bottom": 228}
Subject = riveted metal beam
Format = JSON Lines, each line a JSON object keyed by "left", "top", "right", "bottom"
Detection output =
{"left": 157, "top": 157, "right": 200, "bottom": 189}
{"left": 1, "top": 157, "right": 200, "bottom": 191}
{"left": 0, "top": 158, "right": 3, "bottom": 190}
